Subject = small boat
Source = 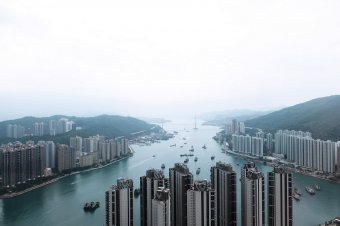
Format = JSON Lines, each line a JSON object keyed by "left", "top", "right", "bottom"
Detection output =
{"left": 305, "top": 186, "right": 315, "bottom": 195}
{"left": 202, "top": 144, "right": 207, "bottom": 149}
{"left": 161, "top": 164, "right": 165, "bottom": 169}
{"left": 134, "top": 188, "right": 141, "bottom": 197}
{"left": 184, "top": 158, "right": 189, "bottom": 163}
{"left": 194, "top": 157, "right": 198, "bottom": 162}
{"left": 293, "top": 194, "right": 300, "bottom": 201}
{"left": 189, "top": 146, "right": 194, "bottom": 152}
{"left": 180, "top": 146, "right": 183, "bottom": 148}
{"left": 314, "top": 184, "right": 321, "bottom": 191}
{"left": 152, "top": 155, "right": 156, "bottom": 157}
{"left": 211, "top": 156, "right": 215, "bottom": 160}
{"left": 294, "top": 188, "right": 302, "bottom": 196}
{"left": 170, "top": 144, "right": 176, "bottom": 147}
{"left": 184, "top": 142, "right": 187, "bottom": 144}
{"left": 83, "top": 201, "right": 100, "bottom": 211}
{"left": 196, "top": 168, "right": 201, "bottom": 175}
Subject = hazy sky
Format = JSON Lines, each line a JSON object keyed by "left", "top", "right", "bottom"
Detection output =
{"left": 1, "top": 0, "right": 340, "bottom": 120}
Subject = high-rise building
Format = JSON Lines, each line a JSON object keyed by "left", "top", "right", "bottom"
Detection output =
{"left": 45, "top": 141, "right": 56, "bottom": 169}
{"left": 6, "top": 124, "right": 25, "bottom": 138}
{"left": 70, "top": 136, "right": 83, "bottom": 154}
{"left": 169, "top": 163, "right": 193, "bottom": 226}
{"left": 231, "top": 119, "right": 238, "bottom": 134}
{"left": 210, "top": 162, "right": 236, "bottom": 226}
{"left": 241, "top": 162, "right": 265, "bottom": 226}
{"left": 34, "top": 122, "right": 45, "bottom": 136}
{"left": 140, "top": 169, "right": 168, "bottom": 226}
{"left": 151, "top": 187, "right": 171, "bottom": 226}
{"left": 49, "top": 120, "right": 56, "bottom": 136}
{"left": 268, "top": 166, "right": 293, "bottom": 226}
{"left": 265, "top": 133, "right": 274, "bottom": 154}
{"left": 232, "top": 134, "right": 264, "bottom": 157}
{"left": 187, "top": 180, "right": 215, "bottom": 226}
{"left": 105, "top": 178, "right": 134, "bottom": 226}
{"left": 57, "top": 144, "right": 75, "bottom": 173}
{"left": 0, "top": 144, "right": 46, "bottom": 187}
{"left": 239, "top": 122, "right": 245, "bottom": 134}
{"left": 337, "top": 145, "right": 340, "bottom": 174}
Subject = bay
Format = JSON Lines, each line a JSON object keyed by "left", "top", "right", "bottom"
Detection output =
{"left": 0, "top": 121, "right": 339, "bottom": 226}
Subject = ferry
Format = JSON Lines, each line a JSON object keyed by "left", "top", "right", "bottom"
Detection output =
{"left": 161, "top": 164, "right": 165, "bottom": 169}
{"left": 83, "top": 201, "right": 100, "bottom": 211}
{"left": 194, "top": 157, "right": 198, "bottom": 162}
{"left": 196, "top": 168, "right": 201, "bottom": 175}
{"left": 305, "top": 186, "right": 315, "bottom": 195}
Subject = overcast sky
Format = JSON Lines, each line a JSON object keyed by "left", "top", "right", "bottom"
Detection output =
{"left": 0, "top": 0, "right": 339, "bottom": 121}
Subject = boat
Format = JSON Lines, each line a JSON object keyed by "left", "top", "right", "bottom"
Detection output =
{"left": 211, "top": 156, "right": 215, "bottom": 160}
{"left": 294, "top": 188, "right": 302, "bottom": 196}
{"left": 134, "top": 188, "right": 141, "bottom": 197}
{"left": 152, "top": 155, "right": 156, "bottom": 157}
{"left": 196, "top": 168, "right": 201, "bottom": 175}
{"left": 161, "top": 164, "right": 165, "bottom": 169}
{"left": 184, "top": 142, "right": 187, "bottom": 144}
{"left": 194, "top": 157, "right": 198, "bottom": 162}
{"left": 170, "top": 144, "right": 176, "bottom": 147}
{"left": 293, "top": 193, "right": 300, "bottom": 201}
{"left": 305, "top": 186, "right": 315, "bottom": 195}
{"left": 180, "top": 146, "right": 183, "bottom": 148}
{"left": 314, "top": 184, "right": 321, "bottom": 191}
{"left": 202, "top": 144, "right": 207, "bottom": 149}
{"left": 83, "top": 201, "right": 100, "bottom": 211}
{"left": 189, "top": 146, "right": 194, "bottom": 152}
{"left": 184, "top": 158, "right": 189, "bottom": 163}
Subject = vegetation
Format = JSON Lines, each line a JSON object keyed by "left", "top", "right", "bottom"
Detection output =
{"left": 246, "top": 95, "right": 340, "bottom": 141}
{"left": 0, "top": 114, "right": 158, "bottom": 144}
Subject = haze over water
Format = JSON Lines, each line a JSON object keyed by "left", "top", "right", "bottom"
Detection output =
{"left": 0, "top": 121, "right": 339, "bottom": 226}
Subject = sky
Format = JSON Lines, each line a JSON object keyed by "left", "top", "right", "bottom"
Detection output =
{"left": 0, "top": 0, "right": 340, "bottom": 121}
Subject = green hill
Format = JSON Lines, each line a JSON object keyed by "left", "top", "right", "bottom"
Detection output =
{"left": 246, "top": 95, "right": 340, "bottom": 141}
{"left": 0, "top": 115, "right": 159, "bottom": 144}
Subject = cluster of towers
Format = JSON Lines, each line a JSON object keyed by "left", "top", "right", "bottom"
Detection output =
{"left": 105, "top": 162, "right": 292, "bottom": 226}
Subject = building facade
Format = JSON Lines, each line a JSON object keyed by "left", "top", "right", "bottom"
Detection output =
{"left": 105, "top": 178, "right": 134, "bottom": 226}
{"left": 241, "top": 162, "right": 265, "bottom": 226}
{"left": 268, "top": 166, "right": 293, "bottom": 226}
{"left": 210, "top": 162, "right": 236, "bottom": 226}
{"left": 169, "top": 163, "right": 193, "bottom": 226}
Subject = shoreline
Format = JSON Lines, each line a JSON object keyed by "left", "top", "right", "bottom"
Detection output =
{"left": 222, "top": 148, "right": 340, "bottom": 184}
{"left": 0, "top": 153, "right": 132, "bottom": 199}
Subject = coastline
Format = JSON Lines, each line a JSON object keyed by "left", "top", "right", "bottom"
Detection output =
{"left": 0, "top": 153, "right": 132, "bottom": 199}
{"left": 222, "top": 148, "right": 340, "bottom": 184}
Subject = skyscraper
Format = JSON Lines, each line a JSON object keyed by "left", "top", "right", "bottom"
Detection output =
{"left": 105, "top": 178, "right": 134, "bottom": 226}
{"left": 210, "top": 162, "right": 236, "bottom": 226}
{"left": 169, "top": 163, "right": 193, "bottom": 226}
{"left": 140, "top": 169, "right": 168, "bottom": 226}
{"left": 152, "top": 187, "right": 171, "bottom": 226}
{"left": 56, "top": 144, "right": 75, "bottom": 173}
{"left": 268, "top": 166, "right": 293, "bottom": 226}
{"left": 187, "top": 180, "right": 215, "bottom": 226}
{"left": 241, "top": 162, "right": 265, "bottom": 226}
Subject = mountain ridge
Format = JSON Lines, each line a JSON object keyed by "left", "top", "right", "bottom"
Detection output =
{"left": 245, "top": 95, "right": 340, "bottom": 141}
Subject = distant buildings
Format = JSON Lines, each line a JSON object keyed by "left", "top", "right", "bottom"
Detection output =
{"left": 0, "top": 143, "right": 46, "bottom": 187}
{"left": 210, "top": 162, "right": 236, "bottom": 226}
{"left": 6, "top": 124, "right": 25, "bottom": 138}
{"left": 275, "top": 130, "right": 337, "bottom": 173}
{"left": 225, "top": 119, "right": 245, "bottom": 135}
{"left": 232, "top": 134, "right": 264, "bottom": 157}
{"left": 57, "top": 144, "right": 75, "bottom": 173}
{"left": 241, "top": 162, "right": 265, "bottom": 226}
{"left": 337, "top": 146, "right": 340, "bottom": 174}
{"left": 187, "top": 180, "right": 215, "bottom": 226}
{"left": 268, "top": 166, "right": 293, "bottom": 226}
{"left": 169, "top": 163, "right": 193, "bottom": 226}
{"left": 105, "top": 178, "right": 134, "bottom": 226}
{"left": 34, "top": 122, "right": 45, "bottom": 136}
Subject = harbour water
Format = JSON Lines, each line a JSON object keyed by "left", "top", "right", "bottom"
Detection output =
{"left": 0, "top": 121, "right": 340, "bottom": 226}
